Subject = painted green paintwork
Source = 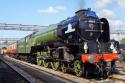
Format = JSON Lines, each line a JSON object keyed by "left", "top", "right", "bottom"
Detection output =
{"left": 33, "top": 24, "right": 58, "bottom": 45}
{"left": 34, "top": 30, "right": 57, "bottom": 45}
{"left": 17, "top": 24, "right": 58, "bottom": 54}
{"left": 17, "top": 38, "right": 26, "bottom": 53}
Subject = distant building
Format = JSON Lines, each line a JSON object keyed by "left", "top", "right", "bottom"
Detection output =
{"left": 110, "top": 30, "right": 125, "bottom": 42}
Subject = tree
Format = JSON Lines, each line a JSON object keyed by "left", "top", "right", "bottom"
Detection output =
{"left": 2, "top": 47, "right": 7, "bottom": 50}
{"left": 120, "top": 38, "right": 125, "bottom": 44}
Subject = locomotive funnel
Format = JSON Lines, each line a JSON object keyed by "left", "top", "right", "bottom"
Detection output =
{"left": 75, "top": 8, "right": 91, "bottom": 18}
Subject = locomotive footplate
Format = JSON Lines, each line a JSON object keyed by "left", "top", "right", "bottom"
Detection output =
{"left": 40, "top": 56, "right": 54, "bottom": 62}
{"left": 40, "top": 56, "right": 69, "bottom": 62}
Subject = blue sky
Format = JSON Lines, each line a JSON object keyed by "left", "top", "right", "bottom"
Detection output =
{"left": 0, "top": 0, "right": 125, "bottom": 39}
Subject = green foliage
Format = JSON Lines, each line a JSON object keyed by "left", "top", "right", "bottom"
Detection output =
{"left": 120, "top": 38, "right": 125, "bottom": 44}
{"left": 17, "top": 41, "right": 26, "bottom": 53}
{"left": 2, "top": 47, "right": 7, "bottom": 50}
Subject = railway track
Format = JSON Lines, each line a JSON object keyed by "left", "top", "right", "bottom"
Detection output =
{"left": 1, "top": 55, "right": 125, "bottom": 83}
{"left": 109, "top": 63, "right": 125, "bottom": 83}
{"left": 1, "top": 55, "right": 91, "bottom": 83}
{"left": 110, "top": 76, "right": 125, "bottom": 83}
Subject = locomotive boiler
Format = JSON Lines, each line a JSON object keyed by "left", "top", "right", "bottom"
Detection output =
{"left": 14, "top": 8, "right": 124, "bottom": 77}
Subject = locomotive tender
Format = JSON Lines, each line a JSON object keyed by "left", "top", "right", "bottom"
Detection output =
{"left": 10, "top": 8, "right": 124, "bottom": 77}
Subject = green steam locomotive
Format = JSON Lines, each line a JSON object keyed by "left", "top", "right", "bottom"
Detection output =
{"left": 14, "top": 9, "right": 124, "bottom": 77}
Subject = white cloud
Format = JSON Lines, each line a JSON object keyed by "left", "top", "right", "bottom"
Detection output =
{"left": 95, "top": 0, "right": 112, "bottom": 8}
{"left": 95, "top": 0, "right": 125, "bottom": 29}
{"left": 97, "top": 9, "right": 125, "bottom": 28}
{"left": 97, "top": 9, "right": 116, "bottom": 19}
{"left": 37, "top": 6, "right": 66, "bottom": 14}
{"left": 116, "top": 0, "right": 125, "bottom": 9}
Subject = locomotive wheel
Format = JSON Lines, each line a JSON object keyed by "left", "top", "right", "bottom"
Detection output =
{"left": 43, "top": 60, "right": 49, "bottom": 68}
{"left": 61, "top": 63, "right": 67, "bottom": 73}
{"left": 51, "top": 61, "right": 60, "bottom": 70}
{"left": 104, "top": 69, "right": 111, "bottom": 78}
{"left": 97, "top": 61, "right": 108, "bottom": 79}
{"left": 37, "top": 57, "right": 42, "bottom": 66}
{"left": 74, "top": 60, "right": 83, "bottom": 77}
{"left": 98, "top": 67, "right": 110, "bottom": 78}
{"left": 51, "top": 50, "right": 60, "bottom": 70}
{"left": 40, "top": 51, "right": 50, "bottom": 67}
{"left": 37, "top": 52, "right": 42, "bottom": 66}
{"left": 84, "top": 69, "right": 88, "bottom": 78}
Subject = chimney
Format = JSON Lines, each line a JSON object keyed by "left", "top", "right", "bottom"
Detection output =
{"left": 75, "top": 9, "right": 84, "bottom": 18}
{"left": 75, "top": 8, "right": 91, "bottom": 18}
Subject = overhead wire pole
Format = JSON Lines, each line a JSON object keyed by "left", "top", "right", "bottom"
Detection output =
{"left": 0, "top": 23, "right": 47, "bottom": 48}
{"left": 0, "top": 23, "right": 47, "bottom": 31}
{"left": 0, "top": 38, "right": 20, "bottom": 41}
